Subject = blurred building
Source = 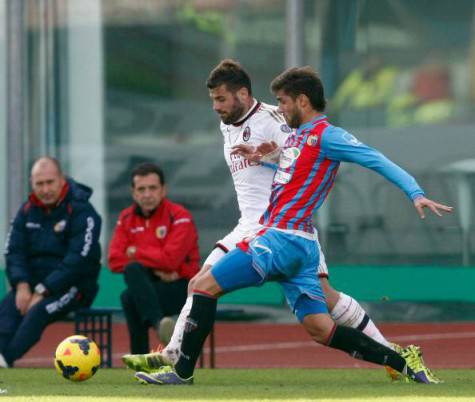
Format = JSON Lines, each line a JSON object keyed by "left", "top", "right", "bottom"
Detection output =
{"left": 2, "top": 0, "right": 475, "bottom": 269}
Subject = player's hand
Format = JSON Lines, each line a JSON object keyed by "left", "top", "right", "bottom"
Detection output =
{"left": 257, "top": 141, "right": 280, "bottom": 164}
{"left": 256, "top": 141, "right": 279, "bottom": 155}
{"left": 231, "top": 141, "right": 280, "bottom": 163}
{"left": 26, "top": 293, "right": 44, "bottom": 312}
{"left": 15, "top": 282, "right": 32, "bottom": 315}
{"left": 413, "top": 196, "right": 453, "bottom": 219}
{"left": 231, "top": 144, "right": 261, "bottom": 162}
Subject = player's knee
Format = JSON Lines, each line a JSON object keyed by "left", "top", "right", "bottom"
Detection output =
{"left": 302, "top": 313, "right": 335, "bottom": 344}
{"left": 192, "top": 272, "right": 221, "bottom": 297}
{"left": 187, "top": 264, "right": 212, "bottom": 294}
{"left": 187, "top": 276, "right": 198, "bottom": 294}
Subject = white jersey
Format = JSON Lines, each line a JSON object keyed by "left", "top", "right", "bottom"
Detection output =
{"left": 221, "top": 100, "right": 290, "bottom": 234}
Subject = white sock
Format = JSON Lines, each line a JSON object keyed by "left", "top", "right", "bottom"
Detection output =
{"left": 162, "top": 295, "right": 193, "bottom": 362}
{"left": 330, "top": 292, "right": 392, "bottom": 348}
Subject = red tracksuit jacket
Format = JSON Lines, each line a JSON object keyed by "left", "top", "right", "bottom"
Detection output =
{"left": 108, "top": 198, "right": 200, "bottom": 279}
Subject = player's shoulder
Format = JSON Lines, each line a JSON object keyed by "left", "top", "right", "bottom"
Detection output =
{"left": 255, "top": 102, "right": 285, "bottom": 125}
{"left": 320, "top": 122, "right": 362, "bottom": 147}
{"left": 251, "top": 102, "right": 292, "bottom": 138}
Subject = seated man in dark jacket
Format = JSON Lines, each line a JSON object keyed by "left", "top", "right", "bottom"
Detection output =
{"left": 108, "top": 162, "right": 200, "bottom": 354}
{"left": 0, "top": 156, "right": 102, "bottom": 368}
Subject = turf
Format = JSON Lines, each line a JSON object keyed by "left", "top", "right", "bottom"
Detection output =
{"left": 0, "top": 368, "right": 474, "bottom": 401}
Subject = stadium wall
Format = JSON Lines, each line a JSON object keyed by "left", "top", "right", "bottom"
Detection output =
{"left": 1, "top": 266, "right": 474, "bottom": 308}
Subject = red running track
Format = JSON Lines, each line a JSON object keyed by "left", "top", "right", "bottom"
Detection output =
{"left": 15, "top": 322, "right": 475, "bottom": 369}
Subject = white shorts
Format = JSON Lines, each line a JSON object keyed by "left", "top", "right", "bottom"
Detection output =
{"left": 203, "top": 223, "right": 256, "bottom": 266}
{"left": 203, "top": 223, "right": 329, "bottom": 278}
{"left": 316, "top": 239, "right": 329, "bottom": 278}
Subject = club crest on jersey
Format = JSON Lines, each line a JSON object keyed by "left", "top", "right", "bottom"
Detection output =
{"left": 54, "top": 220, "right": 67, "bottom": 233}
{"left": 280, "top": 124, "right": 292, "bottom": 133}
{"left": 242, "top": 126, "right": 251, "bottom": 141}
{"left": 156, "top": 226, "right": 167, "bottom": 239}
{"left": 307, "top": 134, "right": 319, "bottom": 147}
{"left": 279, "top": 147, "right": 301, "bottom": 169}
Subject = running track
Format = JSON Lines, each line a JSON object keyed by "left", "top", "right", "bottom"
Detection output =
{"left": 15, "top": 322, "right": 475, "bottom": 369}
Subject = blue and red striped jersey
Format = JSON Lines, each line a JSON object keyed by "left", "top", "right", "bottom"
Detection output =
{"left": 260, "top": 115, "right": 424, "bottom": 234}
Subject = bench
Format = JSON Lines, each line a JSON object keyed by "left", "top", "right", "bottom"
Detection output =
{"left": 74, "top": 307, "right": 121, "bottom": 368}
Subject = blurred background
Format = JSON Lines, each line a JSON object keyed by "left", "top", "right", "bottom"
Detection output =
{"left": 1, "top": 0, "right": 475, "bottom": 317}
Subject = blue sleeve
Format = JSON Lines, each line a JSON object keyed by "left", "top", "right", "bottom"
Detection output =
{"left": 260, "top": 161, "right": 278, "bottom": 170}
{"left": 5, "top": 207, "right": 31, "bottom": 287}
{"left": 321, "top": 126, "right": 425, "bottom": 201}
{"left": 42, "top": 204, "right": 102, "bottom": 294}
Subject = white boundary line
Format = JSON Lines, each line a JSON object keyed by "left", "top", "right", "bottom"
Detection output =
{"left": 18, "top": 331, "right": 475, "bottom": 365}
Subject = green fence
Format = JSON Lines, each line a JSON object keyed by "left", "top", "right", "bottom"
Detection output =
{"left": 1, "top": 265, "right": 475, "bottom": 308}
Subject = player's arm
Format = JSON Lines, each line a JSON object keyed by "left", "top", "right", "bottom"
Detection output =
{"left": 231, "top": 141, "right": 281, "bottom": 168}
{"left": 321, "top": 127, "right": 453, "bottom": 218}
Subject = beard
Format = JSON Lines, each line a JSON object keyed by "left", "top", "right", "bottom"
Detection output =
{"left": 286, "top": 108, "right": 303, "bottom": 129}
{"left": 220, "top": 98, "right": 246, "bottom": 125}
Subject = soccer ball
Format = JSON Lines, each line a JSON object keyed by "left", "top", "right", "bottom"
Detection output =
{"left": 54, "top": 335, "right": 101, "bottom": 382}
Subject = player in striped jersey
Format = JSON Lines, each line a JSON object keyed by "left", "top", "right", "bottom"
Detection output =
{"left": 133, "top": 65, "right": 452, "bottom": 385}
{"left": 125, "top": 60, "right": 403, "bottom": 379}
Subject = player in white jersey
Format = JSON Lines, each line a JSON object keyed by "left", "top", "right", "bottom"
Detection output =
{"left": 208, "top": 100, "right": 288, "bottom": 263}
{"left": 123, "top": 59, "right": 410, "bottom": 381}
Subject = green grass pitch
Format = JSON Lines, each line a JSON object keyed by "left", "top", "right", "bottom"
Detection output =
{"left": 0, "top": 368, "right": 474, "bottom": 401}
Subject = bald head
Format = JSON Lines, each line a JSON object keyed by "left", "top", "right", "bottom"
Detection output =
{"left": 31, "top": 157, "right": 66, "bottom": 206}
{"left": 31, "top": 157, "right": 62, "bottom": 176}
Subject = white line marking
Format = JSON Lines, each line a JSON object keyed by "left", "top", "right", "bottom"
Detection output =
{"left": 205, "top": 331, "right": 475, "bottom": 354}
{"left": 18, "top": 331, "right": 475, "bottom": 365}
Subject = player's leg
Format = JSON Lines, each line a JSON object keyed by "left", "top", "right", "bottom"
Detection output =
{"left": 317, "top": 242, "right": 393, "bottom": 348}
{"left": 123, "top": 229, "right": 245, "bottom": 371}
{"left": 161, "top": 246, "right": 225, "bottom": 361}
{"left": 322, "top": 279, "right": 393, "bottom": 348}
{"left": 289, "top": 290, "right": 435, "bottom": 383}
{"left": 317, "top": 244, "right": 441, "bottom": 382}
{"left": 134, "top": 247, "right": 264, "bottom": 385}
{"left": 284, "top": 235, "right": 436, "bottom": 384}
{"left": 122, "top": 264, "right": 213, "bottom": 370}
{"left": 299, "top": 306, "right": 415, "bottom": 376}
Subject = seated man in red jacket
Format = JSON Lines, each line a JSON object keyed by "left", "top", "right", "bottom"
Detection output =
{"left": 108, "top": 162, "right": 200, "bottom": 354}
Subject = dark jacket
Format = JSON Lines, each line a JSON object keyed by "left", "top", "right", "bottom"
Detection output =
{"left": 5, "top": 178, "right": 102, "bottom": 298}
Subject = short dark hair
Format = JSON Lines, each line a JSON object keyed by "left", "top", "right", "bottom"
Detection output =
{"left": 130, "top": 162, "right": 165, "bottom": 187}
{"left": 206, "top": 59, "right": 252, "bottom": 95}
{"left": 270, "top": 66, "right": 326, "bottom": 112}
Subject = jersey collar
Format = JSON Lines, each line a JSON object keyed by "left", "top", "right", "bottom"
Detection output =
{"left": 299, "top": 114, "right": 327, "bottom": 132}
{"left": 232, "top": 99, "right": 261, "bottom": 127}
